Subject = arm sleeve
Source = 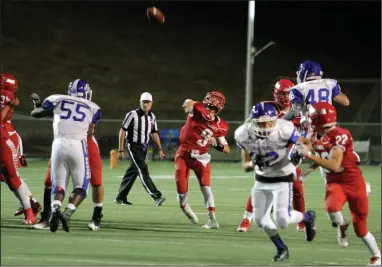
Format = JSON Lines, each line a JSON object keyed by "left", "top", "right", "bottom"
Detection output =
{"left": 92, "top": 109, "right": 101, "bottom": 124}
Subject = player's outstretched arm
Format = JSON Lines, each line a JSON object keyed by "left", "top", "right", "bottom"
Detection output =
{"left": 30, "top": 93, "right": 53, "bottom": 118}
{"left": 241, "top": 149, "right": 254, "bottom": 172}
{"left": 283, "top": 102, "right": 303, "bottom": 120}
{"left": 302, "top": 146, "right": 344, "bottom": 173}
{"left": 333, "top": 93, "right": 350, "bottom": 106}
{"left": 30, "top": 107, "right": 53, "bottom": 118}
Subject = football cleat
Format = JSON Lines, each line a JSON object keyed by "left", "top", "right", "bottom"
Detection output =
{"left": 32, "top": 220, "right": 49, "bottom": 230}
{"left": 114, "top": 197, "right": 132, "bottom": 205}
{"left": 88, "top": 214, "right": 103, "bottom": 231}
{"left": 296, "top": 222, "right": 306, "bottom": 232}
{"left": 337, "top": 222, "right": 349, "bottom": 248}
{"left": 61, "top": 208, "right": 73, "bottom": 233}
{"left": 237, "top": 218, "right": 251, "bottom": 232}
{"left": 304, "top": 210, "right": 317, "bottom": 242}
{"left": 202, "top": 219, "right": 219, "bottom": 229}
{"left": 14, "top": 201, "right": 42, "bottom": 217}
{"left": 49, "top": 205, "right": 61, "bottom": 232}
{"left": 155, "top": 196, "right": 166, "bottom": 206}
{"left": 369, "top": 257, "right": 381, "bottom": 265}
{"left": 181, "top": 204, "right": 198, "bottom": 224}
{"left": 273, "top": 247, "right": 289, "bottom": 262}
{"left": 22, "top": 208, "right": 37, "bottom": 225}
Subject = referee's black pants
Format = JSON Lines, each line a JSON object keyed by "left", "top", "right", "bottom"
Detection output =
{"left": 117, "top": 143, "right": 163, "bottom": 201}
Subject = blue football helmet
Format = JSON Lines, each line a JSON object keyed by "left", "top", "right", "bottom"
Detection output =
{"left": 68, "top": 79, "right": 92, "bottom": 101}
{"left": 251, "top": 102, "right": 278, "bottom": 137}
{"left": 296, "top": 60, "right": 323, "bottom": 84}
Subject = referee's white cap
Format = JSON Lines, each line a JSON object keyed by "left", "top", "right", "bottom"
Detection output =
{"left": 140, "top": 92, "right": 153, "bottom": 102}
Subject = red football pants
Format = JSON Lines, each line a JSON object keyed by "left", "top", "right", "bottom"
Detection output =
{"left": 325, "top": 182, "right": 369, "bottom": 237}
{"left": 175, "top": 148, "right": 211, "bottom": 194}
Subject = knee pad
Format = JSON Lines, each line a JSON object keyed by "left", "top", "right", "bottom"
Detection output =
{"left": 328, "top": 212, "right": 344, "bottom": 226}
{"left": 52, "top": 186, "right": 66, "bottom": 196}
{"left": 71, "top": 188, "right": 87, "bottom": 200}
{"left": 274, "top": 212, "right": 289, "bottom": 229}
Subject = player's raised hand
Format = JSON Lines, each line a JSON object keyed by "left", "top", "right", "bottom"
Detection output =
{"left": 297, "top": 143, "right": 311, "bottom": 157}
{"left": 182, "top": 99, "right": 194, "bottom": 113}
{"left": 30, "top": 93, "right": 42, "bottom": 108}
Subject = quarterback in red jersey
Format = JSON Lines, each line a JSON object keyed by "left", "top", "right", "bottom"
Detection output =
{"left": 1, "top": 81, "right": 37, "bottom": 225}
{"left": 299, "top": 102, "right": 381, "bottom": 265}
{"left": 176, "top": 91, "right": 230, "bottom": 229}
{"left": 237, "top": 79, "right": 306, "bottom": 233}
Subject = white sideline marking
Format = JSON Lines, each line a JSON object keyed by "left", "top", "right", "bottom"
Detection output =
{"left": 2, "top": 256, "right": 146, "bottom": 265}
{"left": 2, "top": 235, "right": 370, "bottom": 255}
{"left": 113, "top": 175, "right": 249, "bottom": 179}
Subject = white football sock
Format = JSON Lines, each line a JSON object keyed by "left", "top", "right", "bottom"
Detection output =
{"left": 361, "top": 232, "right": 381, "bottom": 258}
{"left": 243, "top": 210, "right": 253, "bottom": 220}
{"left": 288, "top": 210, "right": 304, "bottom": 224}
{"left": 16, "top": 182, "right": 31, "bottom": 209}
{"left": 177, "top": 193, "right": 187, "bottom": 207}
{"left": 328, "top": 211, "right": 346, "bottom": 226}
{"left": 200, "top": 186, "right": 215, "bottom": 209}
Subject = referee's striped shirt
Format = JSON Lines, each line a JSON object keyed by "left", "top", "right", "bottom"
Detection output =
{"left": 121, "top": 108, "right": 159, "bottom": 145}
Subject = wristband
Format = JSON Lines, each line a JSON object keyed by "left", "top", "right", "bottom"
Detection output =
{"left": 118, "top": 150, "right": 124, "bottom": 152}
{"left": 158, "top": 148, "right": 162, "bottom": 151}
{"left": 214, "top": 144, "right": 224, "bottom": 152}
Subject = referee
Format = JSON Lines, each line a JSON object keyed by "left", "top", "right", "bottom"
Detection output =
{"left": 115, "top": 92, "right": 166, "bottom": 206}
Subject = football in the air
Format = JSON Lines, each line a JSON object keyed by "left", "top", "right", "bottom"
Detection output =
{"left": 146, "top": 6, "right": 165, "bottom": 24}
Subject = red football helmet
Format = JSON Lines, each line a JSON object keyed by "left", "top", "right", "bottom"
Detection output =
{"left": 308, "top": 102, "right": 337, "bottom": 130}
{"left": 1, "top": 73, "right": 18, "bottom": 92}
{"left": 203, "top": 91, "right": 226, "bottom": 113}
{"left": 273, "top": 79, "right": 294, "bottom": 108}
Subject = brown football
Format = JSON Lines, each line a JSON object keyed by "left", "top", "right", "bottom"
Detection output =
{"left": 146, "top": 6, "right": 165, "bottom": 24}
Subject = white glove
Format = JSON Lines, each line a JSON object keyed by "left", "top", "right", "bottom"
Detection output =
{"left": 297, "top": 143, "right": 311, "bottom": 157}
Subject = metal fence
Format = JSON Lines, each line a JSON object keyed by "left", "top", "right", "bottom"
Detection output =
{"left": 11, "top": 115, "right": 381, "bottom": 163}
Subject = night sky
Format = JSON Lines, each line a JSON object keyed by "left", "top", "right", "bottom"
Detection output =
{"left": 1, "top": 1, "right": 380, "bottom": 121}
{"left": 150, "top": 1, "right": 382, "bottom": 78}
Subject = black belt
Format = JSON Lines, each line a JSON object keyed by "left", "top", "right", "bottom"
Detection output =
{"left": 255, "top": 173, "right": 294, "bottom": 183}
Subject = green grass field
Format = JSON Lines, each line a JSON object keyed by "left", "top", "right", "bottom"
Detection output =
{"left": 1, "top": 160, "right": 380, "bottom": 265}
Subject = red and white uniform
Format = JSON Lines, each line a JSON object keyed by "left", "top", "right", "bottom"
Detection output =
{"left": 175, "top": 102, "right": 228, "bottom": 193}
{"left": 1, "top": 89, "right": 23, "bottom": 158}
{"left": 311, "top": 126, "right": 369, "bottom": 237}
{"left": 0, "top": 90, "right": 22, "bottom": 190}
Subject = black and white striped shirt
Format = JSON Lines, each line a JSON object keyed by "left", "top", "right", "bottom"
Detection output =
{"left": 121, "top": 108, "right": 159, "bottom": 145}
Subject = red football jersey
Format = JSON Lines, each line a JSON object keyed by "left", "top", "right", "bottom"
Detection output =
{"left": 310, "top": 126, "right": 364, "bottom": 185}
{"left": 1, "top": 89, "right": 15, "bottom": 124}
{"left": 264, "top": 100, "right": 301, "bottom": 129}
{"left": 179, "top": 101, "right": 229, "bottom": 154}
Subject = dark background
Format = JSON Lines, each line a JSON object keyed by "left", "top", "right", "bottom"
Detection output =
{"left": 1, "top": 1, "right": 381, "bottom": 157}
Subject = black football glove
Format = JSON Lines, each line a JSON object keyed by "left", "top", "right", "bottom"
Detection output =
{"left": 30, "top": 93, "right": 42, "bottom": 108}
{"left": 252, "top": 154, "right": 265, "bottom": 171}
